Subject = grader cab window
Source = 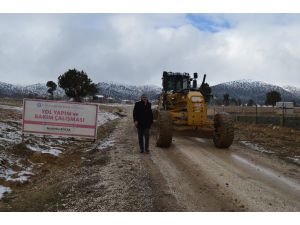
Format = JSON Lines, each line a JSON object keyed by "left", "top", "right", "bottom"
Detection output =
{"left": 163, "top": 75, "right": 190, "bottom": 92}
{"left": 182, "top": 78, "right": 188, "bottom": 89}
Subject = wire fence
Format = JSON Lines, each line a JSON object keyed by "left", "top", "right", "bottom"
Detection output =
{"left": 208, "top": 106, "right": 300, "bottom": 130}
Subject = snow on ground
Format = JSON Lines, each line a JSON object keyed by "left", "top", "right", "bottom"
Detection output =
{"left": 0, "top": 122, "right": 22, "bottom": 148}
{"left": 97, "top": 135, "right": 115, "bottom": 150}
{"left": 85, "top": 134, "right": 116, "bottom": 153}
{"left": 0, "top": 121, "right": 65, "bottom": 157}
{"left": 0, "top": 167, "right": 34, "bottom": 183}
{"left": 240, "top": 141, "right": 275, "bottom": 154}
{"left": 286, "top": 156, "right": 300, "bottom": 166}
{"left": 98, "top": 103, "right": 131, "bottom": 107}
{"left": 0, "top": 120, "right": 34, "bottom": 185}
{"left": 0, "top": 185, "right": 11, "bottom": 199}
{"left": 240, "top": 141, "right": 300, "bottom": 166}
{"left": 98, "top": 112, "right": 119, "bottom": 126}
{"left": 0, "top": 110, "right": 119, "bottom": 158}
{"left": 0, "top": 106, "right": 120, "bottom": 199}
{"left": 0, "top": 153, "right": 34, "bottom": 183}
{"left": 26, "top": 144, "right": 63, "bottom": 156}
{"left": 0, "top": 104, "right": 22, "bottom": 112}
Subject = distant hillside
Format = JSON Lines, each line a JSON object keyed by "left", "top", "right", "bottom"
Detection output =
{"left": 283, "top": 85, "right": 300, "bottom": 99}
{"left": 211, "top": 80, "right": 300, "bottom": 105}
{"left": 0, "top": 82, "right": 65, "bottom": 98}
{"left": 96, "top": 82, "right": 161, "bottom": 101}
{"left": 0, "top": 81, "right": 161, "bottom": 101}
{"left": 1, "top": 80, "right": 299, "bottom": 105}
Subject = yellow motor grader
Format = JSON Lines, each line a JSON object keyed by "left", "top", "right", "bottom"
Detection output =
{"left": 154, "top": 71, "right": 234, "bottom": 148}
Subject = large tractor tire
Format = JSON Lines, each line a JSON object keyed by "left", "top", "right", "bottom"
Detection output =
{"left": 156, "top": 111, "right": 173, "bottom": 148}
{"left": 213, "top": 112, "right": 234, "bottom": 148}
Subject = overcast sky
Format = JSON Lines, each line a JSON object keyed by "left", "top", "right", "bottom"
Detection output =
{"left": 0, "top": 14, "right": 300, "bottom": 87}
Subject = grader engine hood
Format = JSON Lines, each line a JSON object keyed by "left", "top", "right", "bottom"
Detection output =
{"left": 187, "top": 91, "right": 208, "bottom": 126}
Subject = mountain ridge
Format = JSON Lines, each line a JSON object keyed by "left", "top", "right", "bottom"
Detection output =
{"left": 0, "top": 80, "right": 299, "bottom": 105}
{"left": 211, "top": 80, "right": 300, "bottom": 105}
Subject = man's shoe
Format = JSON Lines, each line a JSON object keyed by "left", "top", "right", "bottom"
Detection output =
{"left": 145, "top": 150, "right": 149, "bottom": 154}
{"left": 140, "top": 150, "right": 144, "bottom": 153}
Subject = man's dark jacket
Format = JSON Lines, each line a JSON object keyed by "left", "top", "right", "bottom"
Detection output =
{"left": 133, "top": 101, "right": 153, "bottom": 129}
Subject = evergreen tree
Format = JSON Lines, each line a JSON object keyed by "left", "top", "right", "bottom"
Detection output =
{"left": 231, "top": 98, "right": 238, "bottom": 106}
{"left": 58, "top": 69, "right": 98, "bottom": 102}
{"left": 46, "top": 81, "right": 57, "bottom": 100}
{"left": 247, "top": 99, "right": 255, "bottom": 106}
{"left": 265, "top": 90, "right": 281, "bottom": 106}
{"left": 237, "top": 98, "right": 242, "bottom": 106}
{"left": 223, "top": 93, "right": 230, "bottom": 106}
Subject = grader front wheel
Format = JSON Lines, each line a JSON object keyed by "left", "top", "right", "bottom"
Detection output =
{"left": 156, "top": 111, "right": 173, "bottom": 148}
{"left": 213, "top": 112, "right": 234, "bottom": 148}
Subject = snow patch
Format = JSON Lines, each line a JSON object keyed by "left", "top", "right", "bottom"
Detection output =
{"left": 240, "top": 141, "right": 275, "bottom": 154}
{"left": 97, "top": 139, "right": 115, "bottom": 150}
{"left": 0, "top": 185, "right": 11, "bottom": 199}
{"left": 0, "top": 104, "right": 22, "bottom": 112}
{"left": 26, "top": 144, "right": 62, "bottom": 156}
{"left": 286, "top": 156, "right": 300, "bottom": 166}
{"left": 96, "top": 135, "right": 115, "bottom": 150}
{"left": 0, "top": 161, "right": 34, "bottom": 183}
{"left": 0, "top": 122, "right": 22, "bottom": 146}
{"left": 98, "top": 112, "right": 119, "bottom": 126}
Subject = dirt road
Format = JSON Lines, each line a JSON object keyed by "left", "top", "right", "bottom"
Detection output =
{"left": 126, "top": 106, "right": 300, "bottom": 211}
{"left": 146, "top": 136, "right": 300, "bottom": 211}
{"left": 1, "top": 103, "right": 299, "bottom": 211}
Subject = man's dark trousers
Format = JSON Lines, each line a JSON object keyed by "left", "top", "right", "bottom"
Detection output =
{"left": 138, "top": 127, "right": 150, "bottom": 152}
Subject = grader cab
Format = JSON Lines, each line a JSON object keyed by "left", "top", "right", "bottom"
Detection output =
{"left": 154, "top": 71, "right": 234, "bottom": 148}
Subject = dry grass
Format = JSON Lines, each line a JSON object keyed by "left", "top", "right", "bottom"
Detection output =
{"left": 0, "top": 98, "right": 23, "bottom": 107}
{"left": 235, "top": 122, "right": 300, "bottom": 158}
{"left": 208, "top": 106, "right": 300, "bottom": 116}
{"left": 0, "top": 101, "right": 121, "bottom": 211}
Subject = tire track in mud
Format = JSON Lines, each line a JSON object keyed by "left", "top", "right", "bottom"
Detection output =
{"left": 169, "top": 136, "right": 300, "bottom": 211}
{"left": 145, "top": 136, "right": 245, "bottom": 211}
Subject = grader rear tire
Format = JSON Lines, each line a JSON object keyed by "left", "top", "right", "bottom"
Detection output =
{"left": 156, "top": 111, "right": 173, "bottom": 148}
{"left": 213, "top": 112, "right": 234, "bottom": 148}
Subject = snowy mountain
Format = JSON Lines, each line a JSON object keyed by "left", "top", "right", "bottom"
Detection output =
{"left": 0, "top": 81, "right": 161, "bottom": 101}
{"left": 0, "top": 82, "right": 65, "bottom": 98}
{"left": 283, "top": 85, "right": 300, "bottom": 99}
{"left": 96, "top": 82, "right": 161, "bottom": 101}
{"left": 211, "top": 79, "right": 300, "bottom": 105}
{"left": 1, "top": 80, "right": 299, "bottom": 105}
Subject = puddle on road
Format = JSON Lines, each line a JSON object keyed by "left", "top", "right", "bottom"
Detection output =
{"left": 231, "top": 154, "right": 300, "bottom": 196}
{"left": 191, "top": 137, "right": 207, "bottom": 143}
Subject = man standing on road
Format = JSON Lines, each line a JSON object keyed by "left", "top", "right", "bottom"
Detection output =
{"left": 133, "top": 94, "right": 153, "bottom": 153}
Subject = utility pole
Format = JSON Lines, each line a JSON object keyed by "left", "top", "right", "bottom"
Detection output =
{"left": 282, "top": 102, "right": 285, "bottom": 126}
{"left": 255, "top": 103, "right": 258, "bottom": 124}
{"left": 255, "top": 96, "right": 258, "bottom": 124}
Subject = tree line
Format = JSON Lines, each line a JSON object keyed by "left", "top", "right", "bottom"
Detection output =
{"left": 47, "top": 69, "right": 292, "bottom": 106}
{"left": 220, "top": 90, "right": 283, "bottom": 106}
